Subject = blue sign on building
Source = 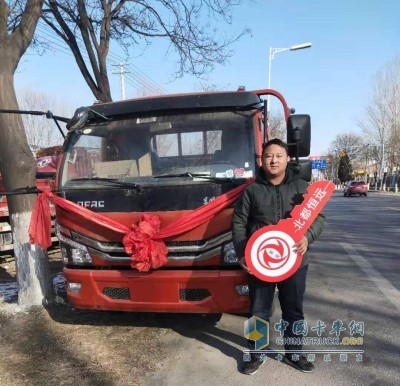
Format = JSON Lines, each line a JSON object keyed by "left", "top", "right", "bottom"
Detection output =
{"left": 311, "top": 159, "right": 327, "bottom": 170}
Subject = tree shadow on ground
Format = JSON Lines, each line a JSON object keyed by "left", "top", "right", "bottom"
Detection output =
{"left": 47, "top": 304, "right": 250, "bottom": 368}
{"left": 46, "top": 295, "right": 281, "bottom": 372}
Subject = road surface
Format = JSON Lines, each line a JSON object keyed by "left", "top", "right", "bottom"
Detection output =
{"left": 146, "top": 191, "right": 400, "bottom": 386}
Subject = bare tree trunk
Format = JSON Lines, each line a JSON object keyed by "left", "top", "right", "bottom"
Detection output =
{"left": 0, "top": 58, "right": 54, "bottom": 307}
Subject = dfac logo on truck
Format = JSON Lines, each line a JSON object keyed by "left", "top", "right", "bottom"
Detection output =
{"left": 77, "top": 201, "right": 105, "bottom": 208}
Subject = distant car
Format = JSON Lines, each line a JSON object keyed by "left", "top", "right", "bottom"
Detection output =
{"left": 343, "top": 181, "right": 368, "bottom": 197}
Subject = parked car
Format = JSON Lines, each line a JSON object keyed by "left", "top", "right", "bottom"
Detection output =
{"left": 343, "top": 181, "right": 368, "bottom": 197}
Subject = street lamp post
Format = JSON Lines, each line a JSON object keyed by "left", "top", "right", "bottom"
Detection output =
{"left": 267, "top": 42, "right": 311, "bottom": 124}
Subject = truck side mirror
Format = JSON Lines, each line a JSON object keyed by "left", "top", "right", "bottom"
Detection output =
{"left": 287, "top": 114, "right": 311, "bottom": 158}
{"left": 66, "top": 107, "right": 90, "bottom": 131}
{"left": 288, "top": 159, "right": 312, "bottom": 182}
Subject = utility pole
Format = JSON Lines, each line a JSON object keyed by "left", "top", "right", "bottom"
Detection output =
{"left": 112, "top": 63, "right": 129, "bottom": 100}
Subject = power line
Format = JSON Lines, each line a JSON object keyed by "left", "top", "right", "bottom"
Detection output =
{"left": 35, "top": 21, "right": 168, "bottom": 97}
{"left": 106, "top": 51, "right": 168, "bottom": 94}
{"left": 35, "top": 26, "right": 77, "bottom": 58}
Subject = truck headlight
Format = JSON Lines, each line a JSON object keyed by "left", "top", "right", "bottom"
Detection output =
{"left": 222, "top": 242, "right": 239, "bottom": 264}
{"left": 58, "top": 230, "right": 93, "bottom": 265}
{"left": 68, "top": 282, "right": 82, "bottom": 293}
{"left": 235, "top": 284, "right": 249, "bottom": 296}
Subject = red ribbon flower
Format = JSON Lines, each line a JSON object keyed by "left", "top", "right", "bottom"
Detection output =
{"left": 123, "top": 214, "right": 168, "bottom": 272}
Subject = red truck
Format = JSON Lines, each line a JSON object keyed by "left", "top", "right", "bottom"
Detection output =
{"left": 0, "top": 147, "right": 61, "bottom": 253}
{"left": 53, "top": 88, "right": 311, "bottom": 313}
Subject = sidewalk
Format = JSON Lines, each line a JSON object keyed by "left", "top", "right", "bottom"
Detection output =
{"left": 368, "top": 189, "right": 400, "bottom": 195}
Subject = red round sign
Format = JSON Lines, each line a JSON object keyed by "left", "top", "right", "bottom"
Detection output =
{"left": 245, "top": 227, "right": 303, "bottom": 282}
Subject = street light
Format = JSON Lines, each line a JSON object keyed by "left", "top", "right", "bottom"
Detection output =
{"left": 267, "top": 42, "right": 312, "bottom": 123}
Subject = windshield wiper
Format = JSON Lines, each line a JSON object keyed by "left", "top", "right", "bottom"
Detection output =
{"left": 154, "top": 172, "right": 208, "bottom": 178}
{"left": 153, "top": 172, "right": 245, "bottom": 184}
{"left": 69, "top": 177, "right": 142, "bottom": 191}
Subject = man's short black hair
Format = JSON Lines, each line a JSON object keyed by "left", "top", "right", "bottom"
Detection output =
{"left": 262, "top": 138, "right": 288, "bottom": 156}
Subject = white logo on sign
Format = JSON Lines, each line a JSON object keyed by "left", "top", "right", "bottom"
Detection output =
{"left": 250, "top": 230, "right": 297, "bottom": 278}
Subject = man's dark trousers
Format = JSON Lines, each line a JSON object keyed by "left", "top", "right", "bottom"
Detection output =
{"left": 247, "top": 265, "right": 308, "bottom": 357}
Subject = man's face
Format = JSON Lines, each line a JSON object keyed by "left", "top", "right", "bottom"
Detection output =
{"left": 261, "top": 144, "right": 289, "bottom": 179}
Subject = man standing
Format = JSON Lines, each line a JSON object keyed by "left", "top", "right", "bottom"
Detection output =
{"left": 232, "top": 138, "right": 325, "bottom": 375}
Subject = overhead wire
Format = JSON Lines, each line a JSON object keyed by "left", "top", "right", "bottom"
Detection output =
{"left": 106, "top": 50, "right": 168, "bottom": 94}
{"left": 35, "top": 21, "right": 168, "bottom": 97}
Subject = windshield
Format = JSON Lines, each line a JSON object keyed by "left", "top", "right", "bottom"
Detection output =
{"left": 59, "top": 110, "right": 256, "bottom": 187}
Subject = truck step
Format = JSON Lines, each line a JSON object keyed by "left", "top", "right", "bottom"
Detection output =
{"left": 0, "top": 222, "right": 11, "bottom": 232}
{"left": 0, "top": 232, "right": 13, "bottom": 246}
{"left": 0, "top": 243, "right": 13, "bottom": 251}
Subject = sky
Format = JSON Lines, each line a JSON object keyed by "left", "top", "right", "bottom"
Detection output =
{"left": 14, "top": 0, "right": 400, "bottom": 156}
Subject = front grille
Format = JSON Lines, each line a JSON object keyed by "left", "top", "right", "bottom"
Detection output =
{"left": 167, "top": 251, "right": 216, "bottom": 258}
{"left": 102, "top": 287, "right": 130, "bottom": 300}
{"left": 166, "top": 240, "right": 205, "bottom": 247}
{"left": 71, "top": 228, "right": 231, "bottom": 262}
{"left": 179, "top": 288, "right": 211, "bottom": 301}
{"left": 71, "top": 229, "right": 230, "bottom": 252}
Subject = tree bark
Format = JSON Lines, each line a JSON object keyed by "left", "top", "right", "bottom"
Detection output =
{"left": 0, "top": 0, "right": 54, "bottom": 307}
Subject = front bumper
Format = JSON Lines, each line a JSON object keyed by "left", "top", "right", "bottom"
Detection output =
{"left": 347, "top": 190, "right": 367, "bottom": 195}
{"left": 64, "top": 268, "right": 249, "bottom": 313}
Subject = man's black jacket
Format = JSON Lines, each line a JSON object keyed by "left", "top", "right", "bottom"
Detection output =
{"left": 232, "top": 166, "right": 325, "bottom": 268}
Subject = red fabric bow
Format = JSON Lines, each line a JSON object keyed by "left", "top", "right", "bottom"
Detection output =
{"left": 29, "top": 179, "right": 253, "bottom": 271}
{"left": 123, "top": 214, "right": 168, "bottom": 271}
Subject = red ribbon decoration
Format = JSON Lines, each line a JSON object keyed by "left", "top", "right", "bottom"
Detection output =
{"left": 29, "top": 179, "right": 253, "bottom": 271}
{"left": 122, "top": 214, "right": 168, "bottom": 272}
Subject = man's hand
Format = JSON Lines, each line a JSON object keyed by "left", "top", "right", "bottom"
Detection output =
{"left": 239, "top": 257, "right": 252, "bottom": 275}
{"left": 293, "top": 236, "right": 309, "bottom": 255}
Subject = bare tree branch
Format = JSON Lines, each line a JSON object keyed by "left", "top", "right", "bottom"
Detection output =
{"left": 358, "top": 57, "right": 400, "bottom": 174}
{"left": 32, "top": 0, "right": 247, "bottom": 101}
